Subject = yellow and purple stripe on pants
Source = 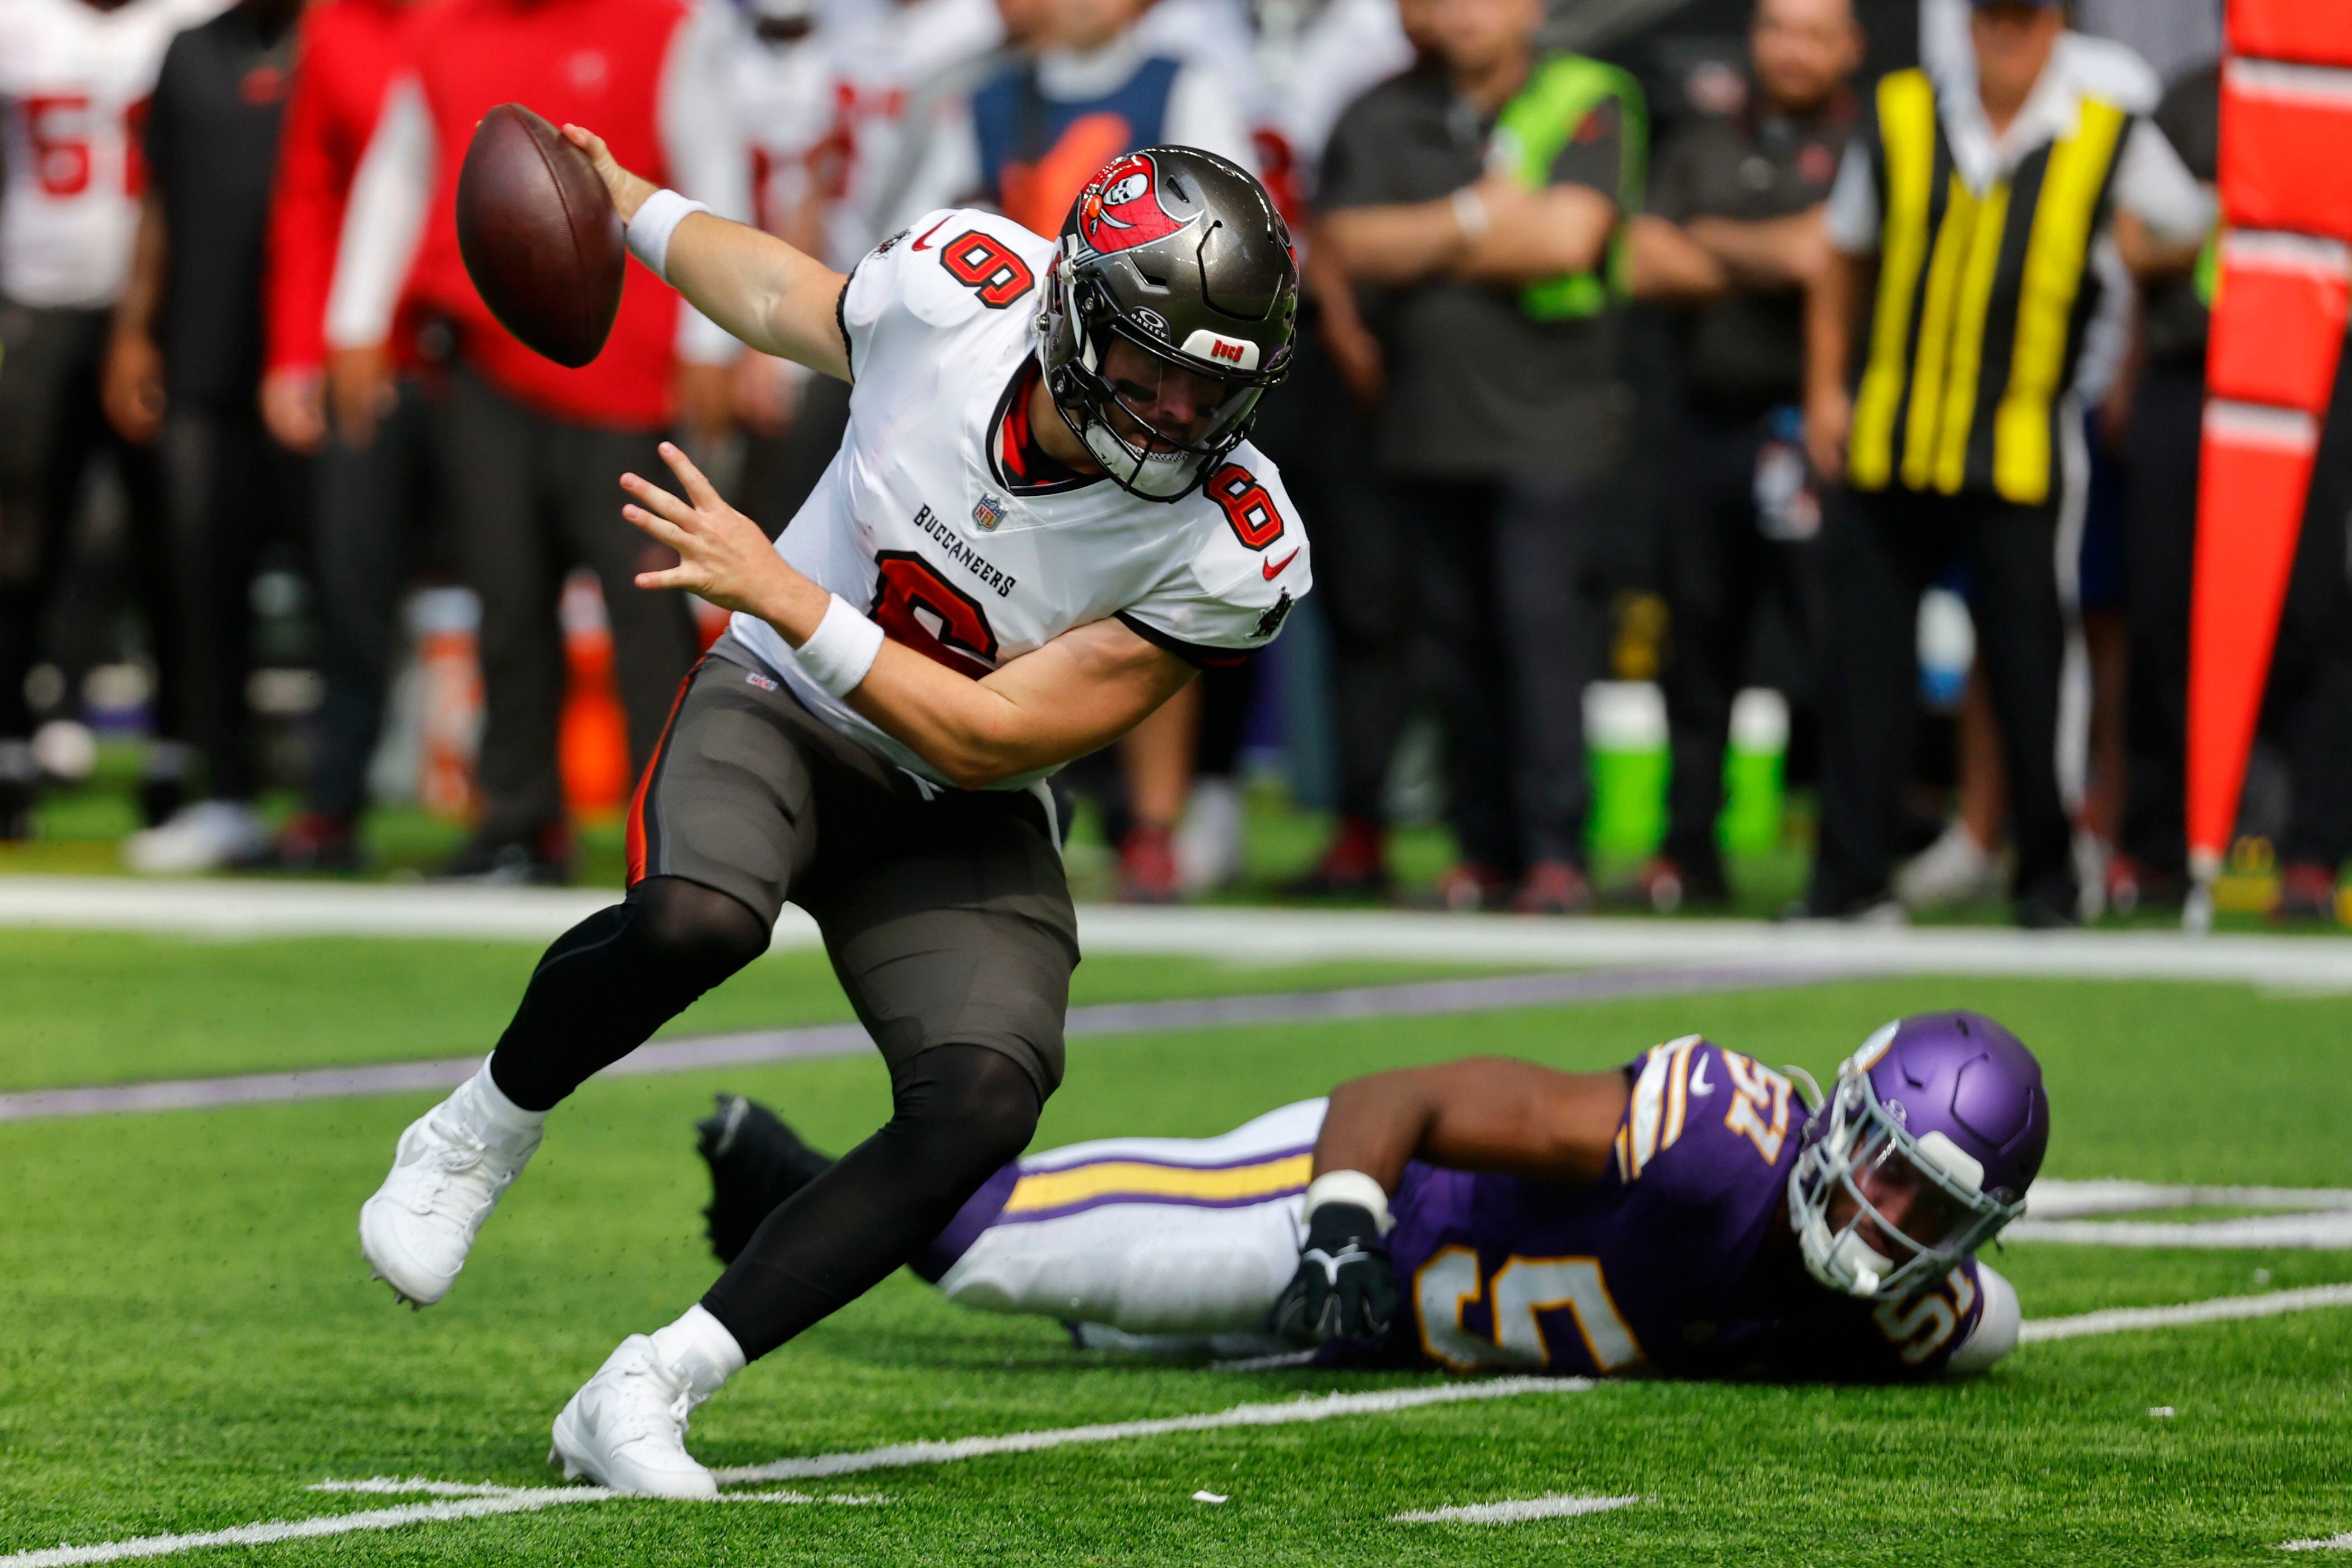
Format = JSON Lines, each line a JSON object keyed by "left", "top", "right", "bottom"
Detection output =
{"left": 911, "top": 1144, "right": 1316, "bottom": 1283}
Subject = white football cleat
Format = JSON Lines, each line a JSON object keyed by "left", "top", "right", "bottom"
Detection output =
{"left": 358, "top": 1064, "right": 543, "bottom": 1308}
{"left": 550, "top": 1336, "right": 719, "bottom": 1500}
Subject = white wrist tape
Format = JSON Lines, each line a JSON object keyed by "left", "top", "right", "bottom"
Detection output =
{"left": 793, "top": 593, "right": 885, "bottom": 698}
{"left": 1449, "top": 185, "right": 1491, "bottom": 243}
{"left": 1303, "top": 1170, "right": 1393, "bottom": 1235}
{"left": 625, "top": 189, "right": 709, "bottom": 282}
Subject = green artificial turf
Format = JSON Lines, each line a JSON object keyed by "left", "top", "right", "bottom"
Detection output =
{"left": 3, "top": 956, "right": 2350, "bottom": 1565}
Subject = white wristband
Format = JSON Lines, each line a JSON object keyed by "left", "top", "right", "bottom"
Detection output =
{"left": 625, "top": 188, "right": 709, "bottom": 282}
{"left": 1303, "top": 1170, "right": 1392, "bottom": 1235}
{"left": 793, "top": 593, "right": 885, "bottom": 698}
{"left": 1449, "top": 185, "right": 1491, "bottom": 243}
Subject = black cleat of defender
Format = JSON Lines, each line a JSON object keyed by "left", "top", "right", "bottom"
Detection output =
{"left": 694, "top": 1095, "right": 835, "bottom": 1264}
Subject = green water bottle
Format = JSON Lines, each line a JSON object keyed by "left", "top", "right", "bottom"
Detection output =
{"left": 1586, "top": 681, "right": 1668, "bottom": 858}
{"left": 1719, "top": 687, "right": 1788, "bottom": 855}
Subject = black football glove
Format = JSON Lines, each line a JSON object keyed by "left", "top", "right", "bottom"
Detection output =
{"left": 1271, "top": 1201, "right": 1397, "bottom": 1346}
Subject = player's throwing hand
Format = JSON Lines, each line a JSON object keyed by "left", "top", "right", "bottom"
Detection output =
{"left": 1272, "top": 1200, "right": 1397, "bottom": 1345}
{"left": 560, "top": 123, "right": 657, "bottom": 225}
{"left": 619, "top": 443, "right": 820, "bottom": 624}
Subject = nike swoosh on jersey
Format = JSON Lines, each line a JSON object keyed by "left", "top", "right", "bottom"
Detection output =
{"left": 1689, "top": 1057, "right": 1714, "bottom": 1096}
{"left": 909, "top": 218, "right": 952, "bottom": 251}
{"left": 1263, "top": 548, "right": 1300, "bottom": 581}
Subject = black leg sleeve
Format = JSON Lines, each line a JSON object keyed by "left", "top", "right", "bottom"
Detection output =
{"left": 486, "top": 875, "right": 770, "bottom": 1112}
{"left": 699, "top": 1044, "right": 1042, "bottom": 1363}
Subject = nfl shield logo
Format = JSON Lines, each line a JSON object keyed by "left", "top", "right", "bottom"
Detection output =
{"left": 972, "top": 495, "right": 1005, "bottom": 532}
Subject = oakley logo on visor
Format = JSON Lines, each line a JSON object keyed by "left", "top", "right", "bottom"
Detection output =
{"left": 1181, "top": 329, "right": 1259, "bottom": 371}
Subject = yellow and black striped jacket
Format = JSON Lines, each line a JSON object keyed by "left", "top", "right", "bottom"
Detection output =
{"left": 1848, "top": 68, "right": 2131, "bottom": 506}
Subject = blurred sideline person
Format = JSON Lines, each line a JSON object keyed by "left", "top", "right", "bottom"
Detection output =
{"left": 1221, "top": 0, "right": 1414, "bottom": 900}
{"left": 0, "top": 0, "right": 213, "bottom": 841}
{"left": 257, "top": 0, "right": 441, "bottom": 871}
{"left": 1802, "top": 0, "right": 2209, "bottom": 925}
{"left": 1890, "top": 9, "right": 2159, "bottom": 919}
{"left": 2114, "top": 64, "right": 2352, "bottom": 925}
{"left": 1318, "top": 0, "right": 1646, "bottom": 915}
{"left": 104, "top": 0, "right": 306, "bottom": 873}
{"left": 895, "top": 0, "right": 1262, "bottom": 901}
{"left": 897, "top": 0, "right": 1257, "bottom": 232}
{"left": 698, "top": 1012, "right": 2043, "bottom": 1381}
{"left": 1626, "top": 0, "right": 1860, "bottom": 912}
{"left": 726, "top": 0, "right": 838, "bottom": 538}
{"left": 355, "top": 139, "right": 1310, "bottom": 1497}
{"left": 326, "top": 0, "right": 749, "bottom": 882}
{"left": 727, "top": 0, "right": 1008, "bottom": 612}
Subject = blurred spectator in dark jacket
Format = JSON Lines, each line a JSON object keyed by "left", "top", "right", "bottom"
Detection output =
{"left": 0, "top": 0, "right": 203, "bottom": 841}
{"left": 257, "top": 0, "right": 440, "bottom": 871}
{"left": 1318, "top": 0, "right": 1646, "bottom": 914}
{"left": 1626, "top": 0, "right": 1859, "bottom": 911}
{"left": 104, "top": 0, "right": 306, "bottom": 873}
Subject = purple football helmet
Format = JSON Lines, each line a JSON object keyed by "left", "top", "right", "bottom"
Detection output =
{"left": 1788, "top": 1011, "right": 2049, "bottom": 1300}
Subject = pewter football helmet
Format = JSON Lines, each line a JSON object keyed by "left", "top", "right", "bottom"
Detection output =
{"left": 1038, "top": 147, "right": 1298, "bottom": 501}
{"left": 1789, "top": 1011, "right": 2049, "bottom": 1301}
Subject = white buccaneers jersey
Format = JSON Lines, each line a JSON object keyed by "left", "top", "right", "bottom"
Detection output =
{"left": 0, "top": 0, "right": 221, "bottom": 308}
{"left": 731, "top": 207, "right": 1312, "bottom": 792}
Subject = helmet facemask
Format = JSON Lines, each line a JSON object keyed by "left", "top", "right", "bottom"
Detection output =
{"left": 1788, "top": 1043, "right": 2026, "bottom": 1300}
{"left": 1039, "top": 252, "right": 1279, "bottom": 501}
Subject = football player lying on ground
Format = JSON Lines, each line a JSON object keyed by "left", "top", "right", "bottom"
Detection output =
{"left": 700, "top": 1012, "right": 2047, "bottom": 1379}
{"left": 355, "top": 137, "right": 1316, "bottom": 1497}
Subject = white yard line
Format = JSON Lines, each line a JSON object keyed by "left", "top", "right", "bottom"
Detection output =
{"left": 7, "top": 876, "right": 2352, "bottom": 988}
{"left": 2009, "top": 1215, "right": 2352, "bottom": 1249}
{"left": 2029, "top": 1180, "right": 2352, "bottom": 1218}
{"left": 0, "top": 1381, "right": 1587, "bottom": 1567}
{"left": 2280, "top": 1532, "right": 2352, "bottom": 1551}
{"left": 12, "top": 1287, "right": 2352, "bottom": 1568}
{"left": 2011, "top": 1180, "right": 2352, "bottom": 1250}
{"left": 1, "top": 1493, "right": 607, "bottom": 1568}
{"left": 1392, "top": 1493, "right": 1643, "bottom": 1525}
{"left": 709, "top": 1378, "right": 1591, "bottom": 1483}
{"left": 2019, "top": 1283, "right": 2352, "bottom": 1343}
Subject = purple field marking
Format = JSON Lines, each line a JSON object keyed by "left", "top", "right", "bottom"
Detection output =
{"left": 0, "top": 962, "right": 1853, "bottom": 1124}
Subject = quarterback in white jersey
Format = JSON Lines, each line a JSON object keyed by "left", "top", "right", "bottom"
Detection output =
{"left": 354, "top": 138, "right": 1309, "bottom": 1501}
{"left": 730, "top": 204, "right": 1308, "bottom": 792}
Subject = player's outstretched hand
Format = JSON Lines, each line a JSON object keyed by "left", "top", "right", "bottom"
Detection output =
{"left": 560, "top": 123, "right": 657, "bottom": 226}
{"left": 620, "top": 443, "right": 808, "bottom": 623}
{"left": 1271, "top": 1202, "right": 1397, "bottom": 1346}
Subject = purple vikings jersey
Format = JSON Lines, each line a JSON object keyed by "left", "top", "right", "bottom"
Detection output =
{"left": 1370, "top": 1039, "right": 1986, "bottom": 1380}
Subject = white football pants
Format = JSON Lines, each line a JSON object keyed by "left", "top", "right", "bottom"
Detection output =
{"left": 935, "top": 1098, "right": 1327, "bottom": 1339}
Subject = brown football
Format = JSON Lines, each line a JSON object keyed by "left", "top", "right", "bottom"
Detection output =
{"left": 455, "top": 104, "right": 624, "bottom": 369}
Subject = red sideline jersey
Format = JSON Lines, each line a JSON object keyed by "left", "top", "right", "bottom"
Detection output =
{"left": 329, "top": 0, "right": 741, "bottom": 428}
{"left": 263, "top": 0, "right": 420, "bottom": 375}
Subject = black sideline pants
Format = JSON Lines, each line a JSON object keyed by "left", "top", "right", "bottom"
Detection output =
{"left": 1810, "top": 484, "right": 2073, "bottom": 919}
{"left": 0, "top": 301, "right": 173, "bottom": 747}
{"left": 1660, "top": 415, "right": 1824, "bottom": 887}
{"left": 305, "top": 377, "right": 444, "bottom": 821}
{"left": 443, "top": 368, "right": 699, "bottom": 844}
{"left": 157, "top": 410, "right": 306, "bottom": 801}
{"left": 1401, "top": 475, "right": 1603, "bottom": 871}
